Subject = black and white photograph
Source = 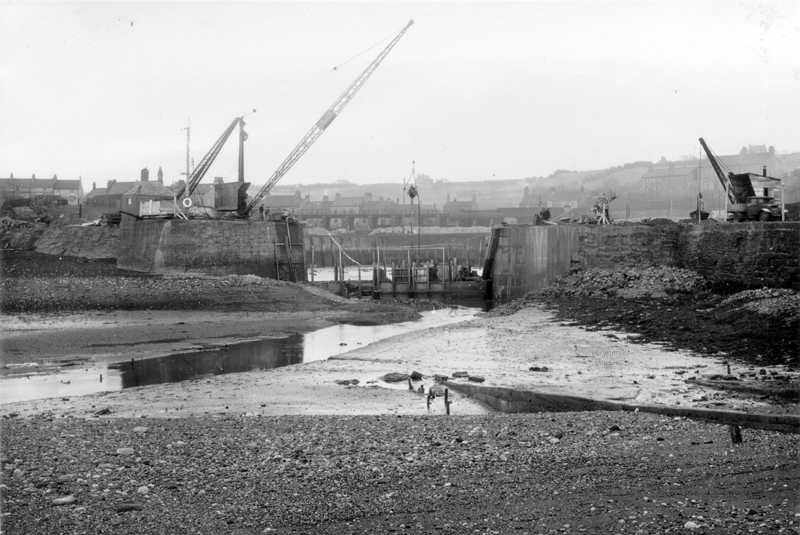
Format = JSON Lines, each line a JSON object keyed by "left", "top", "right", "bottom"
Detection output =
{"left": 1, "top": 1, "right": 798, "bottom": 533}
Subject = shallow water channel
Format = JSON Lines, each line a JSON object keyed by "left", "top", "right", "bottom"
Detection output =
{"left": 1, "top": 305, "right": 484, "bottom": 404}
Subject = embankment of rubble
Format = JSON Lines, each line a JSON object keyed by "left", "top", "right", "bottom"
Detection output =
{"left": 489, "top": 266, "right": 799, "bottom": 368}
{"left": 1, "top": 220, "right": 118, "bottom": 259}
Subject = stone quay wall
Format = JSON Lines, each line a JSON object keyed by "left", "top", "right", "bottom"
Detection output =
{"left": 117, "top": 219, "right": 305, "bottom": 281}
{"left": 677, "top": 222, "right": 800, "bottom": 289}
{"left": 575, "top": 222, "right": 800, "bottom": 289}
{"left": 490, "top": 221, "right": 800, "bottom": 298}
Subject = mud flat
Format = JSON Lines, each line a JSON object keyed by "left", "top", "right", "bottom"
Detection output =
{"left": 2, "top": 304, "right": 796, "bottom": 420}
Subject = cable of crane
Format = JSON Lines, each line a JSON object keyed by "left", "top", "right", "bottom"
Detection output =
{"left": 332, "top": 26, "right": 404, "bottom": 71}
{"left": 709, "top": 146, "right": 733, "bottom": 175}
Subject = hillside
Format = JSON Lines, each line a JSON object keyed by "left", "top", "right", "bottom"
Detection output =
{"left": 253, "top": 162, "right": 653, "bottom": 211}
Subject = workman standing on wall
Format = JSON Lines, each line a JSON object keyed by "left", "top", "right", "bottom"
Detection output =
{"left": 259, "top": 205, "right": 265, "bottom": 221}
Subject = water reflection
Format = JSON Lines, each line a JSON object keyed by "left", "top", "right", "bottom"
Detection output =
{"left": 109, "top": 334, "right": 305, "bottom": 389}
{"left": 1, "top": 307, "right": 481, "bottom": 404}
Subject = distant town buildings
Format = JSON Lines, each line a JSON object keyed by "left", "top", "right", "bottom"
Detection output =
{"left": 83, "top": 165, "right": 173, "bottom": 215}
{"left": 0, "top": 174, "right": 84, "bottom": 205}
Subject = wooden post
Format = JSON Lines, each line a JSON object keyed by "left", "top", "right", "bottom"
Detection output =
{"left": 358, "top": 265, "right": 362, "bottom": 297}
{"left": 408, "top": 378, "right": 413, "bottom": 391}
{"left": 339, "top": 241, "right": 344, "bottom": 278}
{"left": 426, "top": 391, "right": 431, "bottom": 410}
{"left": 444, "top": 388, "right": 450, "bottom": 415}
{"left": 311, "top": 245, "right": 315, "bottom": 277}
{"left": 391, "top": 260, "right": 396, "bottom": 295}
{"left": 728, "top": 424, "right": 743, "bottom": 443}
{"left": 274, "top": 241, "right": 280, "bottom": 280}
{"left": 334, "top": 263, "right": 338, "bottom": 282}
{"left": 285, "top": 220, "right": 295, "bottom": 282}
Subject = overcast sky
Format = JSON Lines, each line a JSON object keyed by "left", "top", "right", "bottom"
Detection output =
{"left": 1, "top": 1, "right": 798, "bottom": 192}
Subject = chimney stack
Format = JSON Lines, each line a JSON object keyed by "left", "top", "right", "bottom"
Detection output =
{"left": 141, "top": 168, "right": 149, "bottom": 182}
{"left": 763, "top": 166, "right": 767, "bottom": 177}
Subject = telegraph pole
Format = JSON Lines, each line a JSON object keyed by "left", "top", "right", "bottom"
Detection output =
{"left": 181, "top": 120, "right": 191, "bottom": 183}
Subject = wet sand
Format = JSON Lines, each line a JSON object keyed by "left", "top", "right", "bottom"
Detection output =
{"left": 2, "top": 304, "right": 795, "bottom": 419}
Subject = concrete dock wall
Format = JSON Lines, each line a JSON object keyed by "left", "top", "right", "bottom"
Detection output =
{"left": 489, "top": 221, "right": 800, "bottom": 298}
{"left": 118, "top": 219, "right": 305, "bottom": 280}
{"left": 491, "top": 224, "right": 580, "bottom": 299}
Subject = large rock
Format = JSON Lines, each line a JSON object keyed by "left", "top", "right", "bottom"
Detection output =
{"left": 380, "top": 373, "right": 409, "bottom": 383}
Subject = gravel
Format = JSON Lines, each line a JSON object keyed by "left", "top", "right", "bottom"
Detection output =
{"left": 2, "top": 412, "right": 798, "bottom": 534}
{"left": 0, "top": 251, "right": 424, "bottom": 326}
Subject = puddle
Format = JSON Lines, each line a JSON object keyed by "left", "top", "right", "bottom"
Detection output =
{"left": 0, "top": 307, "right": 481, "bottom": 404}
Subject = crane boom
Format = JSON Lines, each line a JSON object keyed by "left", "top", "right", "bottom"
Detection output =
{"left": 698, "top": 137, "right": 738, "bottom": 205}
{"left": 243, "top": 20, "right": 414, "bottom": 215}
{"left": 175, "top": 117, "right": 242, "bottom": 199}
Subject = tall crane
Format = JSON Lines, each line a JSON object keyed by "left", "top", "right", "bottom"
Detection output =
{"left": 174, "top": 117, "right": 243, "bottom": 200}
{"left": 242, "top": 19, "right": 414, "bottom": 216}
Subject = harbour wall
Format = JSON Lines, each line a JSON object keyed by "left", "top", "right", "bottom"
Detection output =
{"left": 490, "top": 221, "right": 800, "bottom": 298}
{"left": 490, "top": 225, "right": 581, "bottom": 300}
{"left": 117, "top": 219, "right": 305, "bottom": 280}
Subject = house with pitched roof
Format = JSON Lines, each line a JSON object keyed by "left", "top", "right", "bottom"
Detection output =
{"left": 639, "top": 161, "right": 699, "bottom": 200}
{"left": 85, "top": 180, "right": 138, "bottom": 208}
{"left": 443, "top": 194, "right": 478, "bottom": 213}
{"left": 256, "top": 190, "right": 308, "bottom": 215}
{"left": 0, "top": 174, "right": 84, "bottom": 205}
{"left": 120, "top": 182, "right": 175, "bottom": 216}
{"left": 328, "top": 193, "right": 366, "bottom": 229}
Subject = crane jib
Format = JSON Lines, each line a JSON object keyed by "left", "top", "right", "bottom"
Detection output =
{"left": 316, "top": 110, "right": 337, "bottom": 130}
{"left": 242, "top": 19, "right": 414, "bottom": 216}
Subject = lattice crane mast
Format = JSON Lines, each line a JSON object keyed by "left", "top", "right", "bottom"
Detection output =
{"left": 242, "top": 19, "right": 414, "bottom": 216}
{"left": 175, "top": 117, "right": 242, "bottom": 200}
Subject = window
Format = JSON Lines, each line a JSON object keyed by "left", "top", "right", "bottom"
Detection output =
{"left": 127, "top": 198, "right": 132, "bottom": 205}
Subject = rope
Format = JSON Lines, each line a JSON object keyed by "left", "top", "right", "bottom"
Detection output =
{"left": 331, "top": 27, "right": 399, "bottom": 71}
{"left": 323, "top": 229, "right": 365, "bottom": 266}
